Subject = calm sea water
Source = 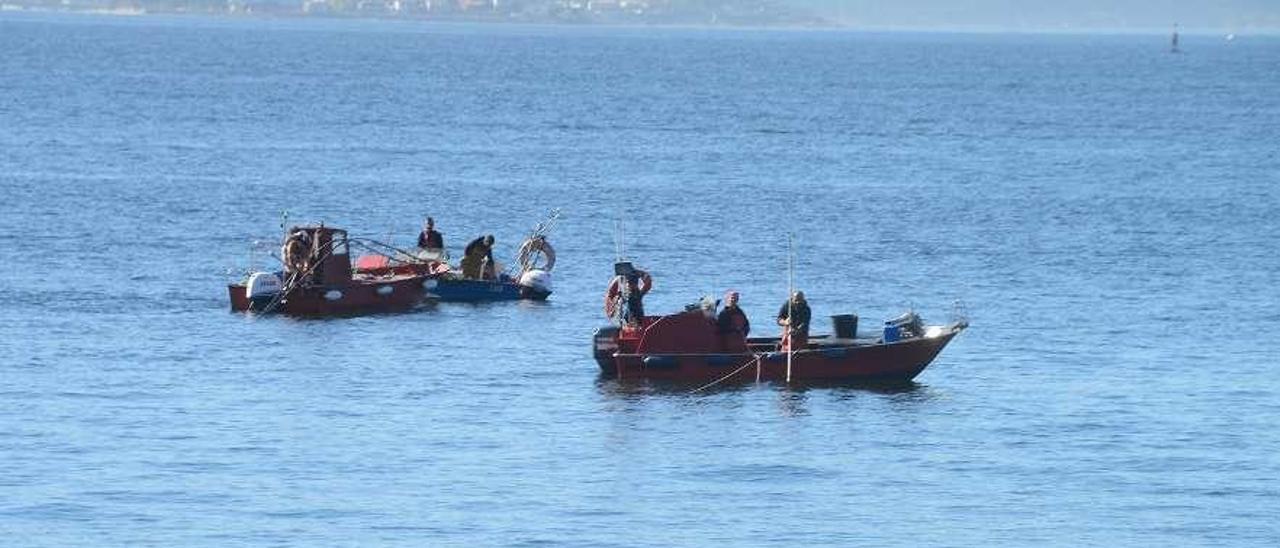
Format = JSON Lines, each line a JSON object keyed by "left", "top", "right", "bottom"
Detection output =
{"left": 2, "top": 13, "right": 1278, "bottom": 546}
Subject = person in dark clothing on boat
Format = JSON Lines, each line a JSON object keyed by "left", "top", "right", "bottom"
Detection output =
{"left": 717, "top": 290, "right": 751, "bottom": 350}
{"left": 282, "top": 229, "right": 313, "bottom": 280}
{"left": 622, "top": 274, "right": 645, "bottom": 324}
{"left": 777, "top": 291, "right": 811, "bottom": 351}
{"left": 609, "top": 262, "right": 652, "bottom": 325}
{"left": 462, "top": 234, "right": 495, "bottom": 279}
{"left": 417, "top": 217, "right": 444, "bottom": 250}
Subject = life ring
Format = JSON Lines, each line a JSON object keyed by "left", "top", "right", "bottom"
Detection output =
{"left": 604, "top": 277, "right": 623, "bottom": 319}
{"left": 603, "top": 270, "right": 651, "bottom": 320}
{"left": 517, "top": 236, "right": 556, "bottom": 272}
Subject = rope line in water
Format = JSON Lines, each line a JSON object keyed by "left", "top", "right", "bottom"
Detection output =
{"left": 690, "top": 354, "right": 764, "bottom": 393}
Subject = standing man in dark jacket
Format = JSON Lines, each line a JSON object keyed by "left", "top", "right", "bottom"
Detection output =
{"left": 776, "top": 291, "right": 811, "bottom": 351}
{"left": 717, "top": 290, "right": 751, "bottom": 350}
{"left": 417, "top": 217, "right": 444, "bottom": 250}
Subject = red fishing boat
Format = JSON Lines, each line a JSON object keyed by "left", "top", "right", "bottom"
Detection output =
{"left": 228, "top": 225, "right": 433, "bottom": 315}
{"left": 591, "top": 263, "right": 967, "bottom": 384}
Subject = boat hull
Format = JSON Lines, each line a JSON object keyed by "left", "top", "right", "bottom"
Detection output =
{"left": 229, "top": 276, "right": 549, "bottom": 315}
{"left": 355, "top": 257, "right": 551, "bottom": 303}
{"left": 228, "top": 275, "right": 428, "bottom": 316}
{"left": 425, "top": 278, "right": 551, "bottom": 303}
{"left": 596, "top": 325, "right": 963, "bottom": 384}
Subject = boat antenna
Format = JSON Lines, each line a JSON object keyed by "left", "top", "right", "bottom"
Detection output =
{"left": 950, "top": 299, "right": 971, "bottom": 328}
{"left": 614, "top": 218, "right": 625, "bottom": 263}
{"left": 786, "top": 231, "right": 795, "bottom": 384}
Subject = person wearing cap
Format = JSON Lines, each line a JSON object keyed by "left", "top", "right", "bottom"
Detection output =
{"left": 716, "top": 291, "right": 751, "bottom": 350}
{"left": 621, "top": 270, "right": 649, "bottom": 325}
{"left": 417, "top": 217, "right": 444, "bottom": 250}
{"left": 282, "top": 229, "right": 310, "bottom": 276}
{"left": 461, "top": 234, "right": 495, "bottom": 279}
{"left": 776, "top": 291, "right": 811, "bottom": 351}
{"left": 607, "top": 262, "right": 652, "bottom": 325}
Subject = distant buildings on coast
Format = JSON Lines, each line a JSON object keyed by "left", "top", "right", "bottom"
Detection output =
{"left": 0, "top": 0, "right": 828, "bottom": 26}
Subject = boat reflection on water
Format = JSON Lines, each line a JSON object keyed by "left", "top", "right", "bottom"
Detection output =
{"left": 593, "top": 376, "right": 935, "bottom": 400}
{"left": 595, "top": 376, "right": 929, "bottom": 396}
{"left": 593, "top": 376, "right": 943, "bottom": 420}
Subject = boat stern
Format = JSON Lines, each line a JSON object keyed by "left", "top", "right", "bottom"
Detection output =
{"left": 592, "top": 325, "right": 621, "bottom": 374}
{"left": 228, "top": 284, "right": 250, "bottom": 312}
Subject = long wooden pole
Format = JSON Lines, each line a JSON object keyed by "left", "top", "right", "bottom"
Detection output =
{"left": 786, "top": 232, "right": 794, "bottom": 384}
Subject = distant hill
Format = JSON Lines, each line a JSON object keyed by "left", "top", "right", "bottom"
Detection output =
{"left": 794, "top": 0, "right": 1280, "bottom": 31}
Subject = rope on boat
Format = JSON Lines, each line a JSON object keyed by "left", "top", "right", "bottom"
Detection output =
{"left": 516, "top": 236, "right": 556, "bottom": 273}
{"left": 255, "top": 233, "right": 438, "bottom": 315}
{"left": 258, "top": 241, "right": 339, "bottom": 315}
{"left": 347, "top": 238, "right": 422, "bottom": 265}
{"left": 502, "top": 209, "right": 562, "bottom": 277}
{"left": 690, "top": 354, "right": 764, "bottom": 394}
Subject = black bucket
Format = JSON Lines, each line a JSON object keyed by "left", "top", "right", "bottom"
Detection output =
{"left": 831, "top": 314, "right": 858, "bottom": 339}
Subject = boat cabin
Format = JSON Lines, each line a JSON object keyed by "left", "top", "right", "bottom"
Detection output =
{"left": 283, "top": 225, "right": 351, "bottom": 286}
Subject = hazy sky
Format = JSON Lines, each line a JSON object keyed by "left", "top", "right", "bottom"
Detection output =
{"left": 797, "top": 1, "right": 1280, "bottom": 31}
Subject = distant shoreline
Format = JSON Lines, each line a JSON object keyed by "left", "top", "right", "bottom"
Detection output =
{"left": 3, "top": 6, "right": 1278, "bottom": 36}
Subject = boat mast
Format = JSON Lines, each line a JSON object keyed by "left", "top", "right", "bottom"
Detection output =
{"left": 614, "top": 218, "right": 625, "bottom": 263}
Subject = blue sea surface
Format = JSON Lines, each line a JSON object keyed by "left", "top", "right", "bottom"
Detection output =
{"left": 1, "top": 13, "right": 1278, "bottom": 546}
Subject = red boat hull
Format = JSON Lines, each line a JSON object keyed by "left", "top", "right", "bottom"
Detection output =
{"left": 228, "top": 274, "right": 429, "bottom": 316}
{"left": 593, "top": 310, "right": 965, "bottom": 383}
{"left": 608, "top": 330, "right": 961, "bottom": 383}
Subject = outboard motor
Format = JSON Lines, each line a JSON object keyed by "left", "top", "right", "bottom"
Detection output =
{"left": 518, "top": 269, "right": 553, "bottom": 300}
{"left": 245, "top": 271, "right": 283, "bottom": 311}
{"left": 883, "top": 310, "right": 925, "bottom": 341}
